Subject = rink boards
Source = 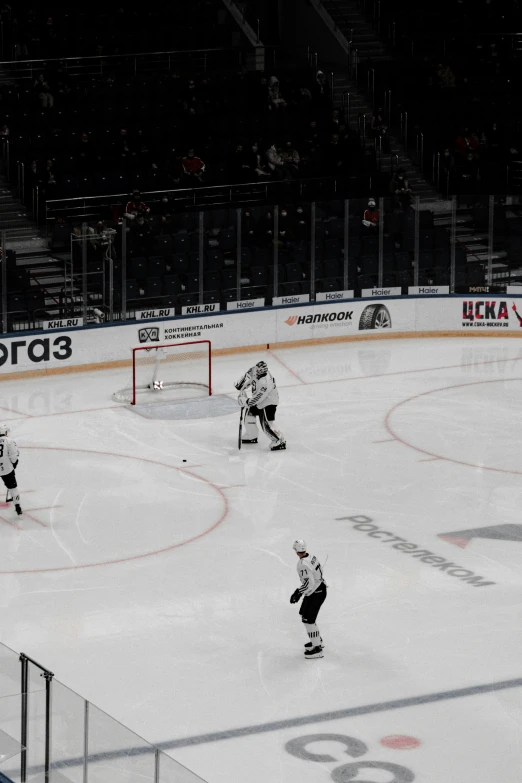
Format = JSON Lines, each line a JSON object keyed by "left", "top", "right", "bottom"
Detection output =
{"left": 1, "top": 294, "right": 522, "bottom": 377}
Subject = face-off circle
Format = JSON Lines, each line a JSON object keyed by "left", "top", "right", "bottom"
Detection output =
{"left": 0, "top": 446, "right": 228, "bottom": 575}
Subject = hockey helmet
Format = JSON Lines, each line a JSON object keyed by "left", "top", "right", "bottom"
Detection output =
{"left": 255, "top": 361, "right": 268, "bottom": 378}
{"left": 0, "top": 424, "right": 10, "bottom": 436}
{"left": 293, "top": 540, "right": 307, "bottom": 553}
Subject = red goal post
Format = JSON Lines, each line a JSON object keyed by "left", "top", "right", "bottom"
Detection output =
{"left": 113, "top": 340, "right": 212, "bottom": 405}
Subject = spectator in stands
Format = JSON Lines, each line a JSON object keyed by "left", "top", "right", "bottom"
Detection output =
{"left": 362, "top": 198, "right": 379, "bottom": 231}
{"left": 131, "top": 215, "right": 155, "bottom": 254}
{"left": 312, "top": 70, "right": 331, "bottom": 112}
{"left": 266, "top": 142, "right": 289, "bottom": 180}
{"left": 323, "top": 109, "right": 346, "bottom": 141}
{"left": 124, "top": 191, "right": 150, "bottom": 221}
{"left": 370, "top": 110, "right": 390, "bottom": 152}
{"left": 389, "top": 169, "right": 412, "bottom": 210}
{"left": 282, "top": 140, "right": 300, "bottom": 178}
{"left": 34, "top": 73, "right": 54, "bottom": 109}
{"left": 252, "top": 142, "right": 270, "bottom": 178}
{"left": 182, "top": 149, "right": 206, "bottom": 185}
{"left": 268, "top": 76, "right": 287, "bottom": 110}
{"left": 454, "top": 127, "right": 479, "bottom": 161}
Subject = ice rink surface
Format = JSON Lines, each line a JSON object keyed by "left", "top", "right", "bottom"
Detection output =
{"left": 1, "top": 336, "right": 522, "bottom": 782}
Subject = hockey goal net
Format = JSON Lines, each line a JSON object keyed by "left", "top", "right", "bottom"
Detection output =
{"left": 113, "top": 340, "right": 212, "bottom": 405}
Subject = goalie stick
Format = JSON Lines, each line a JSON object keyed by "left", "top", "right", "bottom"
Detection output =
{"left": 238, "top": 406, "right": 246, "bottom": 450}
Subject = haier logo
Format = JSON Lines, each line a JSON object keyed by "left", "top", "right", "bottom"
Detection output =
{"left": 462, "top": 301, "right": 509, "bottom": 328}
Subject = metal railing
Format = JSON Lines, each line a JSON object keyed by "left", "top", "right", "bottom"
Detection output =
{"left": 1, "top": 193, "right": 520, "bottom": 337}
{"left": 0, "top": 47, "right": 245, "bottom": 83}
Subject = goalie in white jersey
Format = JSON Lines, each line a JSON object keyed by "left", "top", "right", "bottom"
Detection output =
{"left": 290, "top": 540, "right": 327, "bottom": 658}
{"left": 0, "top": 424, "right": 22, "bottom": 515}
{"left": 235, "top": 361, "right": 286, "bottom": 451}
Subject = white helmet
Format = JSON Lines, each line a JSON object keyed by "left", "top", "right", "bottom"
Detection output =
{"left": 293, "top": 540, "right": 307, "bottom": 553}
{"left": 0, "top": 424, "right": 10, "bottom": 436}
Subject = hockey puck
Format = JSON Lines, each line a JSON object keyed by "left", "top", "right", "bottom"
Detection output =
{"left": 182, "top": 460, "right": 187, "bottom": 462}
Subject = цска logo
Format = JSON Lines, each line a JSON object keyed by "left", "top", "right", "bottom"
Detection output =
{"left": 462, "top": 301, "right": 509, "bottom": 323}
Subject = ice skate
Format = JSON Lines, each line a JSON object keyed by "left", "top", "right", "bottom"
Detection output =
{"left": 15, "top": 504, "right": 22, "bottom": 516}
{"left": 270, "top": 439, "right": 286, "bottom": 451}
{"left": 304, "top": 645, "right": 324, "bottom": 659}
{"left": 305, "top": 640, "right": 324, "bottom": 649}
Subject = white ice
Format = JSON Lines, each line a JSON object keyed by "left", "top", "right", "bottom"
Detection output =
{"left": 1, "top": 336, "right": 522, "bottom": 783}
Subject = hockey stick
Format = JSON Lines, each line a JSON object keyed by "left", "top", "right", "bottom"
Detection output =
{"left": 238, "top": 406, "right": 246, "bottom": 450}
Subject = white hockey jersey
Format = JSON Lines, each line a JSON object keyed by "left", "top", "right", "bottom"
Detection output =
{"left": 235, "top": 367, "right": 279, "bottom": 409}
{"left": 0, "top": 436, "right": 19, "bottom": 476}
{"left": 296, "top": 553, "right": 325, "bottom": 597}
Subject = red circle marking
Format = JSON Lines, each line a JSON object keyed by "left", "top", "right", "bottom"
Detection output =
{"left": 385, "top": 377, "right": 522, "bottom": 476}
{"left": 0, "top": 446, "right": 228, "bottom": 575}
{"left": 380, "top": 736, "right": 421, "bottom": 750}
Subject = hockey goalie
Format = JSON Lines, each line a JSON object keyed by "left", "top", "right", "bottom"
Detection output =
{"left": 235, "top": 361, "right": 286, "bottom": 451}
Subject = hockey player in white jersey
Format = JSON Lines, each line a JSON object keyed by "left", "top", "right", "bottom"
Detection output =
{"left": 235, "top": 361, "right": 286, "bottom": 451}
{"left": 0, "top": 425, "right": 22, "bottom": 515}
{"left": 290, "top": 540, "right": 327, "bottom": 658}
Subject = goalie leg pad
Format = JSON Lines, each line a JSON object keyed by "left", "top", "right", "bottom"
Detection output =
{"left": 243, "top": 413, "right": 259, "bottom": 441}
{"left": 259, "top": 408, "right": 283, "bottom": 444}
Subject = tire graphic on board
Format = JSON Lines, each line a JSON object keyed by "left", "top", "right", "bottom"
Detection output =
{"left": 359, "top": 303, "right": 392, "bottom": 330}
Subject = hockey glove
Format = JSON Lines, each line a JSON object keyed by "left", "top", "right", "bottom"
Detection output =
{"left": 290, "top": 589, "right": 301, "bottom": 604}
{"left": 12, "top": 460, "right": 18, "bottom": 470}
{"left": 238, "top": 390, "right": 248, "bottom": 408}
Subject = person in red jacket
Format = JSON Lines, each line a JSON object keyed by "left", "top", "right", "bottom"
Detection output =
{"left": 454, "top": 128, "right": 479, "bottom": 161}
{"left": 182, "top": 149, "right": 206, "bottom": 185}
{"left": 124, "top": 190, "right": 150, "bottom": 221}
{"left": 362, "top": 198, "right": 379, "bottom": 229}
